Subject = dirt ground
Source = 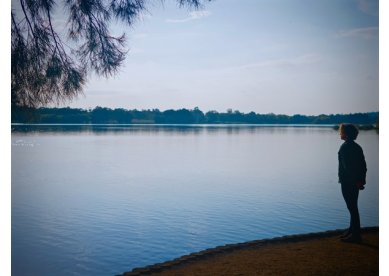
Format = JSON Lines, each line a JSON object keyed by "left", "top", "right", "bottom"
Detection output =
{"left": 152, "top": 231, "right": 379, "bottom": 276}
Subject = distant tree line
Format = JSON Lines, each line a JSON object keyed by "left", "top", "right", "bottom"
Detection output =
{"left": 11, "top": 106, "right": 379, "bottom": 126}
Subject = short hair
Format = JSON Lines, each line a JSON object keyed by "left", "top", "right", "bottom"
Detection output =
{"left": 340, "top": 123, "right": 359, "bottom": 140}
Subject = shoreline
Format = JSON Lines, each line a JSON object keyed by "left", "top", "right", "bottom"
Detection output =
{"left": 121, "top": 226, "right": 379, "bottom": 275}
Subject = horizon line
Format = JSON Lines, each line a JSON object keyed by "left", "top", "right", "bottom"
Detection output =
{"left": 16, "top": 106, "right": 380, "bottom": 117}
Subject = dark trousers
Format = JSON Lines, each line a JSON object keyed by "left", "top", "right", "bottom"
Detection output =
{"left": 341, "top": 182, "right": 361, "bottom": 237}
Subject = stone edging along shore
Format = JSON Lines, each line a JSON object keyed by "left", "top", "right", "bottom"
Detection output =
{"left": 120, "top": 226, "right": 378, "bottom": 276}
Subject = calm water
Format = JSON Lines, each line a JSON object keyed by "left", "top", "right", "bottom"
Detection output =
{"left": 11, "top": 125, "right": 379, "bottom": 276}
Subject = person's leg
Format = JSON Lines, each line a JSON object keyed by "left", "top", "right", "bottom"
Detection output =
{"left": 341, "top": 183, "right": 361, "bottom": 242}
{"left": 341, "top": 184, "right": 352, "bottom": 222}
{"left": 348, "top": 187, "right": 360, "bottom": 237}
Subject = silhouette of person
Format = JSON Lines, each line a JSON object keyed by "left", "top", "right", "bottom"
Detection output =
{"left": 338, "top": 123, "right": 367, "bottom": 243}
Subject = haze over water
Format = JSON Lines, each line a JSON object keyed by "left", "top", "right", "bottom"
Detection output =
{"left": 11, "top": 125, "right": 378, "bottom": 275}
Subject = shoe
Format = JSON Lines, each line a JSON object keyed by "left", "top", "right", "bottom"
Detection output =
{"left": 339, "top": 229, "right": 352, "bottom": 239}
{"left": 341, "top": 235, "right": 362, "bottom": 243}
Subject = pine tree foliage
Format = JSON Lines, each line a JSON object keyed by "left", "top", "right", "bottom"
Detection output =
{"left": 11, "top": 0, "right": 210, "bottom": 107}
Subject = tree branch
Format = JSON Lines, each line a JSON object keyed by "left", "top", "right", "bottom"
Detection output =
{"left": 46, "top": 6, "right": 67, "bottom": 64}
{"left": 19, "top": 0, "right": 34, "bottom": 37}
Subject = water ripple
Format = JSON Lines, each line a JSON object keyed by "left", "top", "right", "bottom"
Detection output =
{"left": 12, "top": 128, "right": 379, "bottom": 275}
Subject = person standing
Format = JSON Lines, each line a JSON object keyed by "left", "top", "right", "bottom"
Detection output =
{"left": 338, "top": 123, "right": 367, "bottom": 243}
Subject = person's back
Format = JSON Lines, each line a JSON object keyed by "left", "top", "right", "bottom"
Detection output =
{"left": 338, "top": 139, "right": 367, "bottom": 186}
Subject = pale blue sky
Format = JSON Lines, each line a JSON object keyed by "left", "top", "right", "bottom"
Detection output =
{"left": 15, "top": 0, "right": 380, "bottom": 115}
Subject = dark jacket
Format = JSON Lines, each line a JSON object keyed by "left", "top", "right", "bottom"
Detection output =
{"left": 338, "top": 140, "right": 367, "bottom": 184}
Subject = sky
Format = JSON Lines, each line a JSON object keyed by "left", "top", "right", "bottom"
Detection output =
{"left": 38, "top": 0, "right": 381, "bottom": 116}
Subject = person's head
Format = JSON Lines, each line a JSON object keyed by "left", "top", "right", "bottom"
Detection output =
{"left": 339, "top": 123, "right": 359, "bottom": 141}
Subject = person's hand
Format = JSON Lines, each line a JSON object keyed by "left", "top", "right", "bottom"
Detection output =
{"left": 356, "top": 181, "right": 365, "bottom": 190}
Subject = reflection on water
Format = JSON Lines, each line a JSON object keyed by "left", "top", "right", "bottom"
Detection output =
{"left": 12, "top": 125, "right": 378, "bottom": 276}
{"left": 11, "top": 123, "right": 335, "bottom": 134}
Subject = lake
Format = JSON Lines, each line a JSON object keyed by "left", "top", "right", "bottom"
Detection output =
{"left": 11, "top": 125, "right": 379, "bottom": 276}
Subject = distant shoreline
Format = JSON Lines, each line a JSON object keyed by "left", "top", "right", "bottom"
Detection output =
{"left": 12, "top": 107, "right": 378, "bottom": 126}
{"left": 11, "top": 123, "right": 339, "bottom": 126}
{"left": 10, "top": 123, "right": 378, "bottom": 127}
{"left": 11, "top": 123, "right": 378, "bottom": 134}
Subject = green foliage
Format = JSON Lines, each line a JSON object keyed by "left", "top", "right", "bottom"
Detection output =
{"left": 11, "top": 106, "right": 379, "bottom": 126}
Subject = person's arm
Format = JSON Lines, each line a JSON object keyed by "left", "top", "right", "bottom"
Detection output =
{"left": 356, "top": 181, "right": 365, "bottom": 189}
{"left": 358, "top": 147, "right": 367, "bottom": 187}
